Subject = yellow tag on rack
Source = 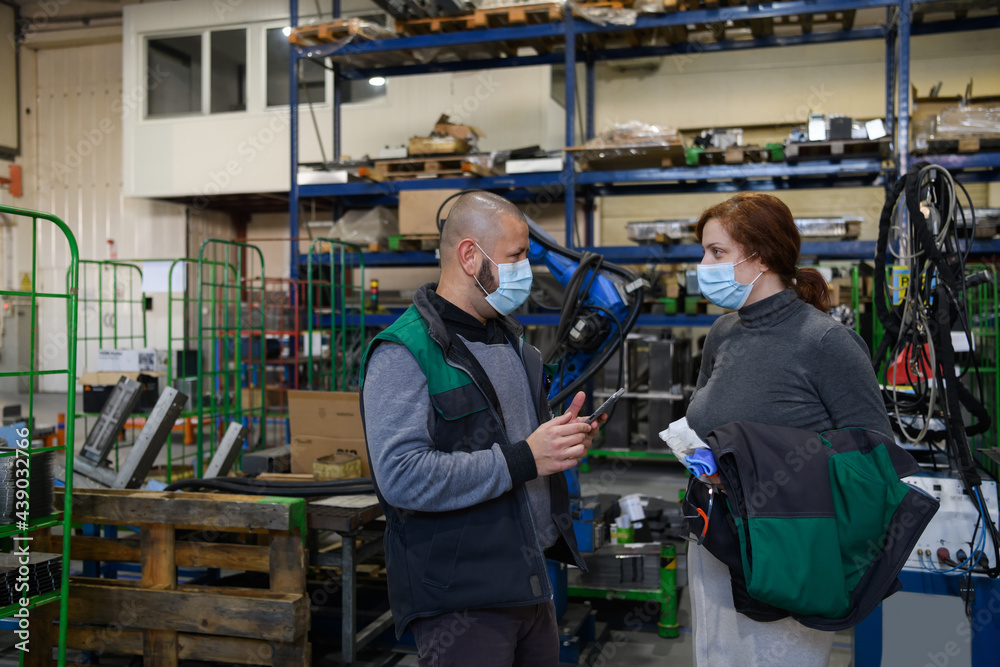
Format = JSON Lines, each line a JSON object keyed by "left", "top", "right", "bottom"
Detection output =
{"left": 890, "top": 265, "right": 909, "bottom": 306}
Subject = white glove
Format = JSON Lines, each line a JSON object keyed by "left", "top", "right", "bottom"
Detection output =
{"left": 658, "top": 417, "right": 709, "bottom": 460}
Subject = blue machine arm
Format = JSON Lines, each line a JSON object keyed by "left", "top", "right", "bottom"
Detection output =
{"left": 525, "top": 219, "right": 643, "bottom": 406}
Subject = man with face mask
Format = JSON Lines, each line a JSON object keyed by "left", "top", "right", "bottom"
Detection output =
{"left": 360, "top": 191, "right": 600, "bottom": 666}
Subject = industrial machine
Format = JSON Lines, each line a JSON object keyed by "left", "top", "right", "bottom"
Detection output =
{"left": 860, "top": 162, "right": 1000, "bottom": 666}
{"left": 872, "top": 162, "right": 999, "bottom": 577}
{"left": 434, "top": 192, "right": 645, "bottom": 408}
{"left": 74, "top": 381, "right": 248, "bottom": 489}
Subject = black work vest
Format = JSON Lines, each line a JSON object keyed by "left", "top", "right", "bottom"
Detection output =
{"left": 360, "top": 285, "right": 584, "bottom": 637}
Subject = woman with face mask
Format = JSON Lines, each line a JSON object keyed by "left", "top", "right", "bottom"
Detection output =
{"left": 683, "top": 192, "right": 892, "bottom": 666}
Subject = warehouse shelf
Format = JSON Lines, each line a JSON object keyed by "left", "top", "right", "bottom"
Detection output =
{"left": 299, "top": 159, "right": 890, "bottom": 201}
{"left": 301, "top": 239, "right": 1000, "bottom": 271}
{"left": 290, "top": 0, "right": 1000, "bottom": 264}
{"left": 299, "top": 172, "right": 564, "bottom": 198}
{"left": 0, "top": 204, "right": 80, "bottom": 667}
{"left": 324, "top": 13, "right": 997, "bottom": 80}
{"left": 288, "top": 0, "right": 1000, "bottom": 264}
{"left": 919, "top": 151, "right": 1000, "bottom": 179}
{"left": 304, "top": 0, "right": 898, "bottom": 63}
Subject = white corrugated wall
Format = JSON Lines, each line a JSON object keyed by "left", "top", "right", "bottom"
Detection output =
{"left": 18, "top": 39, "right": 230, "bottom": 391}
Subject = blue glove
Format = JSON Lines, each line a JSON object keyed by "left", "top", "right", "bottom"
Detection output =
{"left": 685, "top": 449, "right": 718, "bottom": 478}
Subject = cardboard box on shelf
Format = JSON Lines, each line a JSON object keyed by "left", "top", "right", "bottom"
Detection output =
{"left": 432, "top": 121, "right": 484, "bottom": 142}
{"left": 399, "top": 189, "right": 461, "bottom": 236}
{"left": 287, "top": 390, "right": 368, "bottom": 476}
{"left": 79, "top": 371, "right": 164, "bottom": 414}
{"left": 408, "top": 135, "right": 470, "bottom": 156}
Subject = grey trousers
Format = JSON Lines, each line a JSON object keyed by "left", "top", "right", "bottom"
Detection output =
{"left": 688, "top": 544, "right": 835, "bottom": 667}
{"left": 411, "top": 601, "right": 559, "bottom": 667}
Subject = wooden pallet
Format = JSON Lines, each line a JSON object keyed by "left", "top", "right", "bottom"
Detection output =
{"left": 567, "top": 143, "right": 687, "bottom": 170}
{"left": 693, "top": 145, "right": 777, "bottom": 166}
{"left": 397, "top": 1, "right": 625, "bottom": 36}
{"left": 583, "top": 6, "right": 856, "bottom": 49}
{"left": 289, "top": 18, "right": 393, "bottom": 46}
{"left": 58, "top": 489, "right": 310, "bottom": 667}
{"left": 360, "top": 155, "right": 494, "bottom": 181}
{"left": 784, "top": 137, "right": 891, "bottom": 163}
{"left": 398, "top": 2, "right": 564, "bottom": 35}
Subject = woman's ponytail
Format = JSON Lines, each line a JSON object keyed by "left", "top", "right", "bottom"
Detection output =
{"left": 794, "top": 268, "right": 831, "bottom": 312}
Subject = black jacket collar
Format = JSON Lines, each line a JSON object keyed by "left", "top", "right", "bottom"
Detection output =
{"left": 414, "top": 283, "right": 523, "bottom": 351}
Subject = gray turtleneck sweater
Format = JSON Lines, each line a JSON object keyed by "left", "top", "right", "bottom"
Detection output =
{"left": 685, "top": 289, "right": 892, "bottom": 667}
{"left": 686, "top": 289, "right": 891, "bottom": 440}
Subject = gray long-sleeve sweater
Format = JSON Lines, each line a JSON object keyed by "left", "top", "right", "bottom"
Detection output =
{"left": 687, "top": 288, "right": 892, "bottom": 440}
{"left": 363, "top": 336, "right": 556, "bottom": 549}
{"left": 685, "top": 288, "right": 892, "bottom": 667}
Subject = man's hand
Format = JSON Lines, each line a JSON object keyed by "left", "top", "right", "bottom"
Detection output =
{"left": 527, "top": 392, "right": 592, "bottom": 476}
{"left": 578, "top": 410, "right": 605, "bottom": 451}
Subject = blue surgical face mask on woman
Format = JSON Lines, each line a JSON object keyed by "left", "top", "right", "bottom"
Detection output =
{"left": 473, "top": 241, "right": 532, "bottom": 316}
{"left": 697, "top": 252, "right": 764, "bottom": 310}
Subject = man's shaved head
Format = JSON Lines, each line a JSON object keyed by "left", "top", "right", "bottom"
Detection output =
{"left": 440, "top": 191, "right": 527, "bottom": 264}
{"left": 435, "top": 191, "right": 530, "bottom": 323}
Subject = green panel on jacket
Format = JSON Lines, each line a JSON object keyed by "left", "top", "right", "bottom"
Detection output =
{"left": 830, "top": 445, "right": 911, "bottom": 594}
{"left": 747, "top": 517, "right": 848, "bottom": 618}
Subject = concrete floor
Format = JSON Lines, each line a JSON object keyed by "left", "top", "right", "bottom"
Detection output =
{"left": 0, "top": 391, "right": 856, "bottom": 665}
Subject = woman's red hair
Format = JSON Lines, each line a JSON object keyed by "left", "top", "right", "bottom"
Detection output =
{"left": 695, "top": 192, "right": 830, "bottom": 312}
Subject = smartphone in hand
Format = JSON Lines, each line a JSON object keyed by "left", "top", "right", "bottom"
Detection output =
{"left": 586, "top": 388, "right": 624, "bottom": 424}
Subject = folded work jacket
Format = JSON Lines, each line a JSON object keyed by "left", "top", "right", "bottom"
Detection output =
{"left": 684, "top": 421, "right": 939, "bottom": 631}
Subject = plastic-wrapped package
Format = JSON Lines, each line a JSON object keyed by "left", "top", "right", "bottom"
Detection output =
{"left": 571, "top": 1, "right": 638, "bottom": 26}
{"left": 331, "top": 206, "right": 399, "bottom": 245}
{"left": 583, "top": 120, "right": 680, "bottom": 148}
{"left": 632, "top": 0, "right": 666, "bottom": 14}
{"left": 298, "top": 21, "right": 451, "bottom": 70}
{"left": 935, "top": 105, "right": 1000, "bottom": 138}
{"left": 627, "top": 219, "right": 698, "bottom": 244}
{"left": 474, "top": 0, "right": 566, "bottom": 8}
{"left": 570, "top": 120, "right": 684, "bottom": 170}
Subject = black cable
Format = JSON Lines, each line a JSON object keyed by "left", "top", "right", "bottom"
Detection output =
{"left": 164, "top": 477, "right": 374, "bottom": 496}
{"left": 435, "top": 190, "right": 473, "bottom": 232}
{"left": 226, "top": 475, "right": 372, "bottom": 488}
{"left": 873, "top": 163, "right": 1000, "bottom": 578}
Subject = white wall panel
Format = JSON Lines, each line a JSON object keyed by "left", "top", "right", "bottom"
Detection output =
{"left": 123, "top": 0, "right": 561, "bottom": 198}
{"left": 24, "top": 41, "right": 188, "bottom": 390}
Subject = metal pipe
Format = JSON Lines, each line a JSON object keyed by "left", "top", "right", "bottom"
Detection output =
{"left": 659, "top": 542, "right": 678, "bottom": 638}
{"left": 563, "top": 14, "right": 576, "bottom": 248}
{"left": 897, "top": 0, "right": 911, "bottom": 175}
{"left": 289, "top": 0, "right": 301, "bottom": 282}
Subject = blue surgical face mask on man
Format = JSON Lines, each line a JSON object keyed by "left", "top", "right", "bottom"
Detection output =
{"left": 473, "top": 241, "right": 532, "bottom": 316}
{"left": 697, "top": 252, "right": 764, "bottom": 310}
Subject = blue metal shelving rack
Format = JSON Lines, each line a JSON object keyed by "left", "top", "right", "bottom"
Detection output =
{"left": 286, "top": 4, "right": 1000, "bottom": 663}
{"left": 288, "top": 0, "right": 1000, "bottom": 278}
{"left": 286, "top": 0, "right": 1000, "bottom": 331}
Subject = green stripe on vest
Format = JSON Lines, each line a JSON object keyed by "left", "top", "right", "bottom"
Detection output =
{"left": 361, "top": 305, "right": 474, "bottom": 398}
